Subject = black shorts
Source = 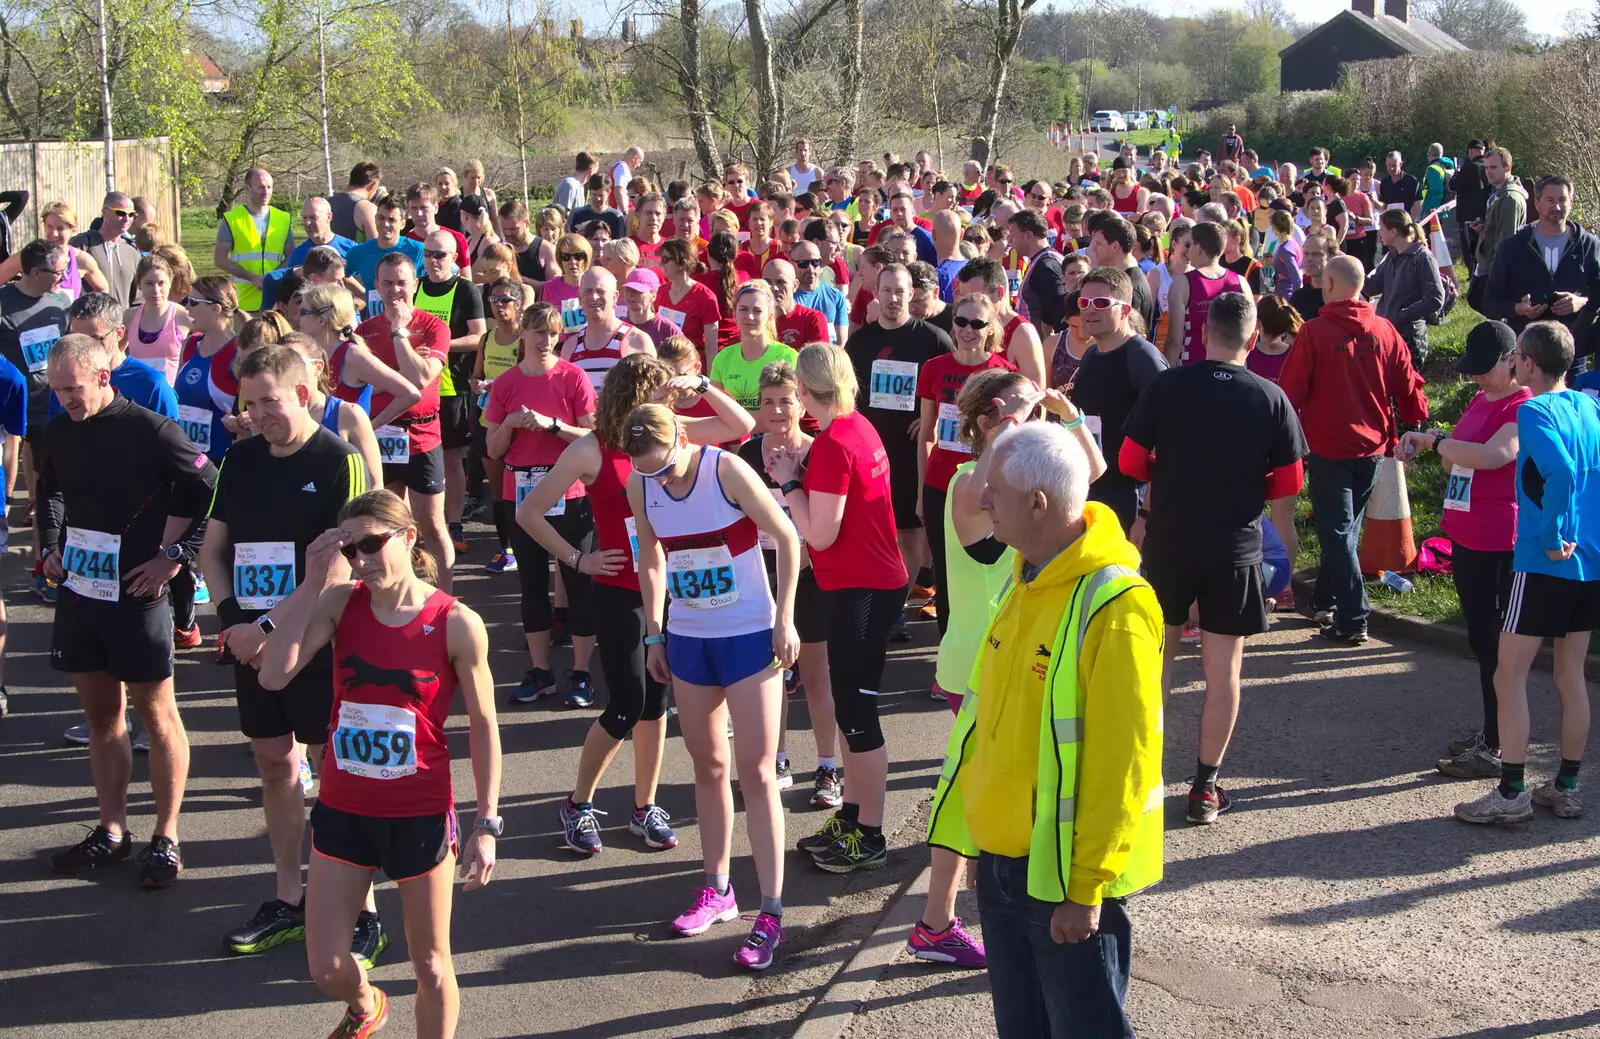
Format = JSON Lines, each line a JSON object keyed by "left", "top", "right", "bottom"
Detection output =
{"left": 438, "top": 395, "right": 474, "bottom": 451}
{"left": 310, "top": 801, "right": 458, "bottom": 882}
{"left": 1503, "top": 570, "right": 1600, "bottom": 639}
{"left": 235, "top": 650, "right": 334, "bottom": 744}
{"left": 1146, "top": 557, "right": 1268, "bottom": 637}
{"left": 887, "top": 448, "right": 921, "bottom": 530}
{"left": 51, "top": 588, "right": 174, "bottom": 683}
{"left": 796, "top": 566, "right": 827, "bottom": 643}
{"left": 383, "top": 443, "right": 446, "bottom": 495}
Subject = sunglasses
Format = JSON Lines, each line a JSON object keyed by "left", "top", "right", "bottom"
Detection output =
{"left": 558, "top": 252, "right": 586, "bottom": 262}
{"left": 998, "top": 178, "right": 1013, "bottom": 185}
{"left": 632, "top": 442, "right": 681, "bottom": 480}
{"left": 952, "top": 316, "right": 990, "bottom": 330}
{"left": 1078, "top": 296, "right": 1121, "bottom": 311}
{"left": 339, "top": 530, "right": 403, "bottom": 560}
{"left": 299, "top": 305, "right": 332, "bottom": 318}
{"left": 107, "top": 208, "right": 136, "bottom": 218}
{"left": 423, "top": 249, "right": 451, "bottom": 260}
{"left": 1030, "top": 194, "right": 1050, "bottom": 202}
{"left": 793, "top": 258, "right": 823, "bottom": 268}
{"left": 489, "top": 295, "right": 520, "bottom": 305}
{"left": 184, "top": 296, "right": 221, "bottom": 308}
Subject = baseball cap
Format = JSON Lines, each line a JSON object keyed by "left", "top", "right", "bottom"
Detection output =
{"left": 1467, "top": 139, "right": 1487, "bottom": 151}
{"left": 1457, "top": 319, "right": 1516, "bottom": 376}
{"left": 1111, "top": 156, "right": 1133, "bottom": 171}
{"left": 622, "top": 268, "right": 660, "bottom": 294}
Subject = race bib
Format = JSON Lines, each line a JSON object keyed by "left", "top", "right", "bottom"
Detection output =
{"left": 660, "top": 306, "right": 688, "bottom": 329}
{"left": 624, "top": 516, "right": 640, "bottom": 571}
{"left": 19, "top": 324, "right": 60, "bottom": 374}
{"left": 62, "top": 526, "right": 120, "bottom": 602}
{"left": 1444, "top": 464, "right": 1473, "bottom": 512}
{"left": 233, "top": 541, "right": 295, "bottom": 611}
{"left": 758, "top": 486, "right": 803, "bottom": 552}
{"left": 1085, "top": 414, "right": 1103, "bottom": 450}
{"left": 935, "top": 402, "right": 968, "bottom": 453}
{"left": 375, "top": 424, "right": 410, "bottom": 464}
{"left": 614, "top": 303, "right": 630, "bottom": 321}
{"left": 1006, "top": 269, "right": 1022, "bottom": 299}
{"left": 666, "top": 545, "right": 739, "bottom": 609}
{"left": 331, "top": 701, "right": 418, "bottom": 780}
{"left": 514, "top": 466, "right": 566, "bottom": 516}
{"left": 177, "top": 404, "right": 212, "bottom": 452}
{"left": 560, "top": 297, "right": 587, "bottom": 333}
{"left": 869, "top": 359, "right": 918, "bottom": 412}
{"left": 366, "top": 289, "right": 383, "bottom": 316}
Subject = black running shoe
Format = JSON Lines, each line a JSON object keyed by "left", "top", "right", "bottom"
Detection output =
{"left": 351, "top": 909, "right": 388, "bottom": 970}
{"left": 811, "top": 828, "right": 889, "bottom": 873}
{"left": 49, "top": 825, "right": 133, "bottom": 873}
{"left": 1317, "top": 624, "right": 1370, "bottom": 646}
{"left": 137, "top": 835, "right": 182, "bottom": 888}
{"left": 796, "top": 813, "right": 850, "bottom": 855}
{"left": 226, "top": 899, "right": 306, "bottom": 954}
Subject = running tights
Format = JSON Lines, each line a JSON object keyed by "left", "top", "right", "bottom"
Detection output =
{"left": 1451, "top": 541, "right": 1512, "bottom": 749}
{"left": 921, "top": 484, "right": 950, "bottom": 638}
{"left": 508, "top": 498, "right": 595, "bottom": 636}
{"left": 824, "top": 586, "right": 905, "bottom": 753}
{"left": 591, "top": 580, "right": 669, "bottom": 740}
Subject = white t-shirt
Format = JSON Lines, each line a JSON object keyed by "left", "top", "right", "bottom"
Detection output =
{"left": 788, "top": 163, "right": 821, "bottom": 195}
{"left": 611, "top": 161, "right": 633, "bottom": 211}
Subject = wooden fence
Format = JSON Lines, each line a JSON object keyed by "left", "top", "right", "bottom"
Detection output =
{"left": 0, "top": 137, "right": 180, "bottom": 242}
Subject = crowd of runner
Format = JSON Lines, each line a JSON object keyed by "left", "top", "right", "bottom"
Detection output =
{"left": 2, "top": 133, "right": 1598, "bottom": 1039}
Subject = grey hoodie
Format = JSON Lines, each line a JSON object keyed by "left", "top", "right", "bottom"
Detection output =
{"left": 1365, "top": 241, "right": 1444, "bottom": 357}
{"left": 1477, "top": 177, "right": 1528, "bottom": 276}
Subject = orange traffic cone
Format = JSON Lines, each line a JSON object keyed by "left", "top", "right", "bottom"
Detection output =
{"left": 1358, "top": 454, "right": 1417, "bottom": 576}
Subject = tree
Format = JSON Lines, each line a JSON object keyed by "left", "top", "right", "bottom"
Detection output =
{"left": 743, "top": 0, "right": 781, "bottom": 178}
{"left": 836, "top": 0, "right": 864, "bottom": 165}
{"left": 1416, "top": 0, "right": 1528, "bottom": 51}
{"left": 969, "top": 0, "right": 1042, "bottom": 164}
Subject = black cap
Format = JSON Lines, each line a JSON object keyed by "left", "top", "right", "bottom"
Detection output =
{"left": 1458, "top": 320, "right": 1516, "bottom": 375}
{"left": 1111, "top": 156, "right": 1133, "bottom": 171}
{"left": 1467, "top": 139, "right": 1487, "bottom": 151}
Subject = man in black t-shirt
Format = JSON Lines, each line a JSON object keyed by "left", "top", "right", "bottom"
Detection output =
{"left": 1067, "top": 266, "right": 1166, "bottom": 535}
{"left": 414, "top": 229, "right": 487, "bottom": 554}
{"left": 1378, "top": 152, "right": 1422, "bottom": 221}
{"left": 1121, "top": 292, "right": 1306, "bottom": 827}
{"left": 844, "top": 262, "right": 952, "bottom": 618}
{"left": 199, "top": 345, "right": 376, "bottom": 960}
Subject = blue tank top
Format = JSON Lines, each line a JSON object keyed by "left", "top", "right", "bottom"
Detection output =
{"left": 174, "top": 333, "right": 237, "bottom": 461}
{"left": 321, "top": 393, "right": 343, "bottom": 434}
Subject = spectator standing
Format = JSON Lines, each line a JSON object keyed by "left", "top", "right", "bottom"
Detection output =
{"left": 1470, "top": 147, "right": 1526, "bottom": 308}
{"left": 1451, "top": 140, "right": 1491, "bottom": 270}
{"left": 1218, "top": 124, "right": 1245, "bottom": 165}
{"left": 1280, "top": 256, "right": 1428, "bottom": 645}
{"left": 554, "top": 152, "right": 597, "bottom": 212}
{"left": 1010, "top": 210, "right": 1068, "bottom": 337}
{"left": 1378, "top": 152, "right": 1422, "bottom": 223}
{"left": 1483, "top": 175, "right": 1600, "bottom": 366}
{"left": 1365, "top": 210, "right": 1445, "bottom": 366}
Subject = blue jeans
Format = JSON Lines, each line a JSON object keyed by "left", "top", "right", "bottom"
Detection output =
{"left": 1307, "top": 453, "right": 1382, "bottom": 633}
{"left": 977, "top": 852, "right": 1135, "bottom": 1039}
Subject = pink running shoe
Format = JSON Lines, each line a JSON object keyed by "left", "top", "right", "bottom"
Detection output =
{"left": 907, "top": 917, "right": 987, "bottom": 968}
{"left": 672, "top": 885, "right": 739, "bottom": 936}
{"left": 734, "top": 912, "right": 785, "bottom": 970}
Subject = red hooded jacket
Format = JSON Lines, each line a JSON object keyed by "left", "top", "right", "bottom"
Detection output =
{"left": 1279, "top": 297, "right": 1428, "bottom": 459}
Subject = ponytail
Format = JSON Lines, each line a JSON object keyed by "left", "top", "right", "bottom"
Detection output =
{"left": 411, "top": 544, "right": 439, "bottom": 584}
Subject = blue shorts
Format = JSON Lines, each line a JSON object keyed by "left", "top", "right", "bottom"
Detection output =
{"left": 668, "top": 628, "right": 777, "bottom": 688}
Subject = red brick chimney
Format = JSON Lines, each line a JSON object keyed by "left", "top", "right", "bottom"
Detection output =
{"left": 1384, "top": 0, "right": 1409, "bottom": 20}
{"left": 1353, "top": 0, "right": 1376, "bottom": 16}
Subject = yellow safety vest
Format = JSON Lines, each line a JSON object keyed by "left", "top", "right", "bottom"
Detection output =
{"left": 414, "top": 277, "right": 461, "bottom": 396}
{"left": 223, "top": 204, "right": 291, "bottom": 312}
{"left": 926, "top": 562, "right": 1164, "bottom": 903}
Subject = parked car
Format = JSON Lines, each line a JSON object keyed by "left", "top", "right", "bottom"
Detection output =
{"left": 1090, "top": 110, "right": 1128, "bottom": 133}
{"left": 1123, "top": 111, "right": 1150, "bottom": 130}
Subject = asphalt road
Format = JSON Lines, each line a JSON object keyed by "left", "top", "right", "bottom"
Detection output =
{"left": 4, "top": 526, "right": 1599, "bottom": 1038}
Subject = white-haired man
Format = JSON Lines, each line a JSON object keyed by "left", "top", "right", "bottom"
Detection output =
{"left": 927, "top": 408, "right": 1163, "bottom": 1039}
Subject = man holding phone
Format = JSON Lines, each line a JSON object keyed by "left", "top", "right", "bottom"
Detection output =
{"left": 1483, "top": 175, "right": 1600, "bottom": 374}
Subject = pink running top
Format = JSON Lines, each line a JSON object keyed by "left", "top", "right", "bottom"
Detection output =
{"left": 1179, "top": 268, "right": 1244, "bottom": 365}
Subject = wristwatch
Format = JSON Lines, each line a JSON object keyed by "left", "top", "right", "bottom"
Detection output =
{"left": 162, "top": 544, "right": 190, "bottom": 565}
{"left": 643, "top": 633, "right": 667, "bottom": 646}
{"left": 780, "top": 479, "right": 804, "bottom": 495}
{"left": 256, "top": 615, "right": 276, "bottom": 637}
{"left": 697, "top": 374, "right": 711, "bottom": 395}
{"left": 473, "top": 816, "right": 504, "bottom": 837}
{"left": 547, "top": 414, "right": 560, "bottom": 434}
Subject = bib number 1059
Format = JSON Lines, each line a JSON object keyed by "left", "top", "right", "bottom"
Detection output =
{"left": 331, "top": 701, "right": 418, "bottom": 780}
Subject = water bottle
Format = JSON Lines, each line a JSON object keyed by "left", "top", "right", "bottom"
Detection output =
{"left": 1378, "top": 570, "right": 1413, "bottom": 593}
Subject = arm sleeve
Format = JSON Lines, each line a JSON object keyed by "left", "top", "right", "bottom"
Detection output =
{"left": 1278, "top": 328, "right": 1313, "bottom": 412}
{"left": 962, "top": 535, "right": 1009, "bottom": 565}
{"left": 484, "top": 375, "right": 510, "bottom": 425}
{"left": 1264, "top": 459, "right": 1304, "bottom": 499}
{"left": 1068, "top": 596, "right": 1165, "bottom": 905}
{"left": 1396, "top": 260, "right": 1445, "bottom": 325}
{"left": 1519, "top": 405, "right": 1577, "bottom": 552}
{"left": 456, "top": 279, "right": 485, "bottom": 324}
{"left": 571, "top": 367, "right": 598, "bottom": 418}
{"left": 1482, "top": 238, "right": 1519, "bottom": 321}
{"left": 157, "top": 417, "right": 220, "bottom": 522}
{"left": 1388, "top": 342, "right": 1430, "bottom": 425}
{"left": 1118, "top": 436, "right": 1154, "bottom": 484}
{"left": 37, "top": 424, "right": 62, "bottom": 555}
{"left": 0, "top": 190, "right": 27, "bottom": 222}
{"left": 208, "top": 456, "right": 231, "bottom": 522}
{"left": 1, "top": 368, "right": 25, "bottom": 438}
{"left": 1037, "top": 262, "right": 1070, "bottom": 332}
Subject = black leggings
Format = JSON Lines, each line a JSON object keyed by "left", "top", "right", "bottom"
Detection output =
{"left": 1451, "top": 541, "right": 1513, "bottom": 749}
{"left": 592, "top": 580, "right": 669, "bottom": 739}
{"left": 170, "top": 563, "right": 197, "bottom": 632}
{"left": 508, "top": 497, "right": 595, "bottom": 636}
{"left": 922, "top": 484, "right": 951, "bottom": 638}
{"left": 824, "top": 586, "right": 905, "bottom": 753}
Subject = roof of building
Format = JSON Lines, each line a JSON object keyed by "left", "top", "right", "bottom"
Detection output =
{"left": 1280, "top": 10, "right": 1469, "bottom": 59}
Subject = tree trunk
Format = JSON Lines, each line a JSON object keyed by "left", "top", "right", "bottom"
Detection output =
{"left": 679, "top": 0, "right": 723, "bottom": 179}
{"left": 96, "top": 0, "right": 114, "bottom": 193}
{"left": 836, "top": 0, "right": 863, "bottom": 166}
{"left": 970, "top": 0, "right": 1035, "bottom": 165}
{"left": 506, "top": 0, "right": 529, "bottom": 201}
{"left": 743, "top": 0, "right": 780, "bottom": 180}
{"left": 317, "top": 8, "right": 334, "bottom": 195}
